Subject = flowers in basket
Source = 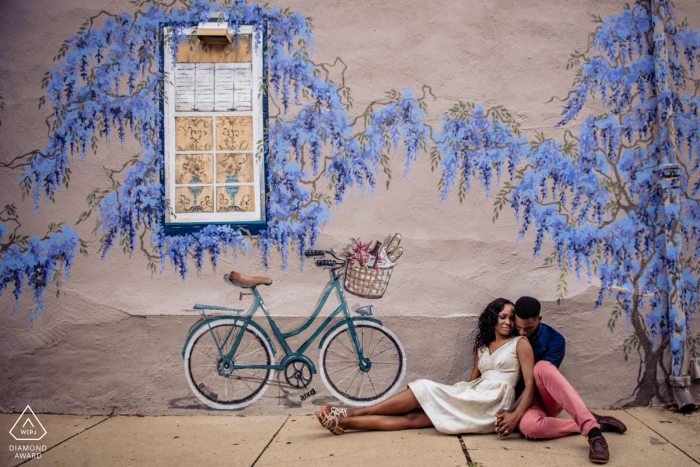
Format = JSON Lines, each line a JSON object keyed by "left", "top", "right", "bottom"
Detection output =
{"left": 344, "top": 235, "right": 403, "bottom": 271}
{"left": 344, "top": 238, "right": 379, "bottom": 271}
{"left": 342, "top": 234, "right": 403, "bottom": 299}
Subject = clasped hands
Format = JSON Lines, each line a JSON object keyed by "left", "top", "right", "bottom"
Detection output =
{"left": 495, "top": 409, "right": 521, "bottom": 438}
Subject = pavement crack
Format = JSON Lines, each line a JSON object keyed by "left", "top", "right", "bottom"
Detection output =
{"left": 625, "top": 410, "right": 700, "bottom": 465}
{"left": 17, "top": 415, "right": 115, "bottom": 466}
{"left": 250, "top": 415, "right": 291, "bottom": 467}
{"left": 457, "top": 434, "right": 474, "bottom": 465}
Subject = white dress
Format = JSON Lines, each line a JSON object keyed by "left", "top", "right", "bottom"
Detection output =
{"left": 408, "top": 336, "right": 524, "bottom": 434}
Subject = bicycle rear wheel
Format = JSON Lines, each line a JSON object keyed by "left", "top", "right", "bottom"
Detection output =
{"left": 319, "top": 322, "right": 406, "bottom": 406}
{"left": 184, "top": 319, "right": 274, "bottom": 410}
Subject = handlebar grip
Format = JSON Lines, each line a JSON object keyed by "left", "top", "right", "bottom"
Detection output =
{"left": 316, "top": 260, "right": 336, "bottom": 267}
{"left": 305, "top": 249, "right": 325, "bottom": 257}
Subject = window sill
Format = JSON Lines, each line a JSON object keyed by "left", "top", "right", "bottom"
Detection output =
{"left": 163, "top": 220, "right": 266, "bottom": 236}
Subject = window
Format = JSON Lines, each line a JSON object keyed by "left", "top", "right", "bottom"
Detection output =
{"left": 163, "top": 23, "right": 266, "bottom": 234}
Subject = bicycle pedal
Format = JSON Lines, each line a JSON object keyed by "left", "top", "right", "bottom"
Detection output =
{"left": 355, "top": 305, "right": 373, "bottom": 316}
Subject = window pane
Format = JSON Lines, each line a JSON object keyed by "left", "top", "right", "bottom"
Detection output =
{"left": 175, "top": 154, "right": 214, "bottom": 184}
{"left": 216, "top": 116, "right": 253, "bottom": 151}
{"left": 214, "top": 64, "right": 236, "bottom": 111}
{"left": 175, "top": 64, "right": 196, "bottom": 111}
{"left": 176, "top": 63, "right": 251, "bottom": 112}
{"left": 176, "top": 186, "right": 214, "bottom": 213}
{"left": 194, "top": 64, "right": 215, "bottom": 111}
{"left": 216, "top": 153, "right": 254, "bottom": 183}
{"left": 175, "top": 117, "right": 213, "bottom": 151}
{"left": 233, "top": 63, "right": 252, "bottom": 110}
{"left": 217, "top": 186, "right": 255, "bottom": 213}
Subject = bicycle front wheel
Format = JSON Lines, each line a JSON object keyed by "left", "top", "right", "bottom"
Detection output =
{"left": 319, "top": 322, "right": 406, "bottom": 406}
{"left": 184, "top": 319, "right": 274, "bottom": 410}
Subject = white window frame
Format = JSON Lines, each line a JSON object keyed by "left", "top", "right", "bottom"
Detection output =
{"left": 163, "top": 25, "right": 266, "bottom": 226}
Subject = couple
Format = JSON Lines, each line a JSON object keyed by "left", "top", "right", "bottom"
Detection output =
{"left": 317, "top": 297, "right": 626, "bottom": 464}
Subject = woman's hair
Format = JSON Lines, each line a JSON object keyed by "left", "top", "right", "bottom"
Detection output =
{"left": 472, "top": 298, "right": 515, "bottom": 355}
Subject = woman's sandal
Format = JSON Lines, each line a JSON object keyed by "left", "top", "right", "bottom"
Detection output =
{"left": 317, "top": 405, "right": 347, "bottom": 435}
{"left": 322, "top": 405, "right": 348, "bottom": 419}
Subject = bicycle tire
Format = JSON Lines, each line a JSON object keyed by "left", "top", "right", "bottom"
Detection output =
{"left": 184, "top": 319, "right": 274, "bottom": 410}
{"left": 319, "top": 322, "right": 406, "bottom": 406}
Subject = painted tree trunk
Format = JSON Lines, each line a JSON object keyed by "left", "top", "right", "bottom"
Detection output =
{"left": 655, "top": 167, "right": 687, "bottom": 377}
{"left": 626, "top": 295, "right": 671, "bottom": 407}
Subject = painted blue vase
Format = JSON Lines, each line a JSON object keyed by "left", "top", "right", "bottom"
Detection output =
{"left": 188, "top": 174, "right": 203, "bottom": 211}
{"left": 225, "top": 175, "right": 239, "bottom": 210}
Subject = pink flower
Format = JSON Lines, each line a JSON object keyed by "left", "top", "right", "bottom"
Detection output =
{"left": 343, "top": 239, "right": 375, "bottom": 269}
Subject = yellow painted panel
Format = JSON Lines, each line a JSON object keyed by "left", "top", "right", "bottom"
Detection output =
{"left": 177, "top": 35, "right": 252, "bottom": 63}
{"left": 175, "top": 186, "right": 214, "bottom": 213}
{"left": 216, "top": 185, "right": 255, "bottom": 213}
{"left": 216, "top": 116, "right": 253, "bottom": 151}
{"left": 175, "top": 154, "right": 214, "bottom": 184}
{"left": 216, "top": 153, "right": 254, "bottom": 184}
{"left": 175, "top": 116, "right": 213, "bottom": 151}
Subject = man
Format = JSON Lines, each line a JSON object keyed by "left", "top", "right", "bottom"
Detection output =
{"left": 495, "top": 297, "right": 627, "bottom": 464}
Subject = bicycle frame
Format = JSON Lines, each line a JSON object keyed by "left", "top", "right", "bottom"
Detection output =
{"left": 195, "top": 275, "right": 376, "bottom": 373}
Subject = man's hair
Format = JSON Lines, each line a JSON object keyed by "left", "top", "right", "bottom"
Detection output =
{"left": 515, "top": 296, "right": 541, "bottom": 319}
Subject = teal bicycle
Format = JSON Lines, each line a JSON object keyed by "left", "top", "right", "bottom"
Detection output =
{"left": 182, "top": 248, "right": 406, "bottom": 410}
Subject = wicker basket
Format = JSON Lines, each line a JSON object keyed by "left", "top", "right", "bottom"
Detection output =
{"left": 344, "top": 263, "right": 393, "bottom": 299}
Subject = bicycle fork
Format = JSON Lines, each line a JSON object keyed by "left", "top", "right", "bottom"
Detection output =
{"left": 335, "top": 284, "right": 373, "bottom": 372}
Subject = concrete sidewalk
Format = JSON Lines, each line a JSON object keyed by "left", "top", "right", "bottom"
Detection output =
{"left": 1, "top": 408, "right": 698, "bottom": 467}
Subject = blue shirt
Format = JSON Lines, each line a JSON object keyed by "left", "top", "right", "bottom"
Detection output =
{"left": 530, "top": 322, "right": 565, "bottom": 368}
{"left": 514, "top": 322, "right": 565, "bottom": 397}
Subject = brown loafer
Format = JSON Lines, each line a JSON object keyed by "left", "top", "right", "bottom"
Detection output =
{"left": 588, "top": 435, "right": 609, "bottom": 464}
{"left": 592, "top": 413, "right": 627, "bottom": 434}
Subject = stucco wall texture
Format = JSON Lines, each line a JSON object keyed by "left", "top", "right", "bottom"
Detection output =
{"left": 0, "top": 0, "right": 698, "bottom": 415}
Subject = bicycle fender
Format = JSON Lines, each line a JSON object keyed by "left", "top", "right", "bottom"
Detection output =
{"left": 317, "top": 317, "right": 383, "bottom": 350}
{"left": 182, "top": 316, "right": 276, "bottom": 358}
{"left": 279, "top": 354, "right": 318, "bottom": 375}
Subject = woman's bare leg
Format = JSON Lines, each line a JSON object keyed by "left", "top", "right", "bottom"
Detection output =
{"left": 339, "top": 409, "right": 433, "bottom": 431}
{"left": 344, "top": 388, "right": 421, "bottom": 417}
{"left": 318, "top": 388, "right": 428, "bottom": 434}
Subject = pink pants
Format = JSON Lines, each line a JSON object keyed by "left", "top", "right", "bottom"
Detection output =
{"left": 519, "top": 361, "right": 600, "bottom": 439}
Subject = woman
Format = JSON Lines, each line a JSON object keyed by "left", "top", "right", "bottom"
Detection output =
{"left": 317, "top": 298, "right": 536, "bottom": 436}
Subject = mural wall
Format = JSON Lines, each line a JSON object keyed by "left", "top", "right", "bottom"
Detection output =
{"left": 0, "top": 0, "right": 699, "bottom": 414}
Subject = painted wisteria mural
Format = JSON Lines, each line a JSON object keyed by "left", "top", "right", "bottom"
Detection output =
{"left": 0, "top": 0, "right": 698, "bottom": 405}
{"left": 434, "top": 0, "right": 700, "bottom": 405}
{"left": 0, "top": 0, "right": 431, "bottom": 320}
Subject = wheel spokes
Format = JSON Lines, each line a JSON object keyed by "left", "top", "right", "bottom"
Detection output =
{"left": 327, "top": 349, "right": 354, "bottom": 360}
{"left": 327, "top": 362, "right": 359, "bottom": 376}
{"left": 368, "top": 347, "right": 395, "bottom": 360}
{"left": 188, "top": 323, "right": 271, "bottom": 405}
{"left": 338, "top": 334, "right": 357, "bottom": 358}
{"left": 367, "top": 371, "right": 379, "bottom": 397}
{"left": 323, "top": 325, "right": 402, "bottom": 402}
{"left": 343, "top": 367, "right": 362, "bottom": 393}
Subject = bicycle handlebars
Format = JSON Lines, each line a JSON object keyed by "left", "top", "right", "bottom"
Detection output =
{"left": 304, "top": 250, "right": 325, "bottom": 257}
{"left": 308, "top": 249, "right": 345, "bottom": 273}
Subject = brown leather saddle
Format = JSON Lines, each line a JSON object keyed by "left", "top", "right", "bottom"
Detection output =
{"left": 225, "top": 271, "right": 273, "bottom": 288}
